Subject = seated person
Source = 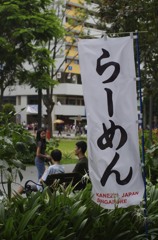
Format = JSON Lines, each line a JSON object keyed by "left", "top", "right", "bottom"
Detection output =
{"left": 72, "top": 141, "right": 89, "bottom": 190}
{"left": 16, "top": 149, "right": 65, "bottom": 195}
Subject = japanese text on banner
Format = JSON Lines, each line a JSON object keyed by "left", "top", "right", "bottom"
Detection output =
{"left": 78, "top": 37, "right": 144, "bottom": 209}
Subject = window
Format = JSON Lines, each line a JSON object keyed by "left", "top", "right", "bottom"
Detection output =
{"left": 74, "top": 59, "right": 79, "bottom": 64}
{"left": 67, "top": 98, "right": 76, "bottom": 105}
{"left": 58, "top": 73, "right": 82, "bottom": 85}
{"left": 27, "top": 95, "right": 38, "bottom": 105}
{"left": 3, "top": 96, "right": 16, "bottom": 105}
{"left": 57, "top": 96, "right": 84, "bottom": 106}
{"left": 57, "top": 97, "right": 66, "bottom": 105}
{"left": 65, "top": 58, "right": 72, "bottom": 63}
{"left": 77, "top": 74, "right": 82, "bottom": 84}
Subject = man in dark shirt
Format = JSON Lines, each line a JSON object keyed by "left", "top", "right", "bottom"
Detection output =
{"left": 72, "top": 141, "right": 89, "bottom": 189}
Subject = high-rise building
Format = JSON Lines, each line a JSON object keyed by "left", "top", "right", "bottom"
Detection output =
{"left": 3, "top": 0, "right": 102, "bottom": 129}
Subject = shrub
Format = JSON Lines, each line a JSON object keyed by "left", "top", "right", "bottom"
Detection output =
{"left": 0, "top": 112, "right": 36, "bottom": 199}
{"left": 1, "top": 103, "right": 16, "bottom": 122}
{"left": 145, "top": 144, "right": 158, "bottom": 184}
{"left": 0, "top": 183, "right": 158, "bottom": 239}
{"left": 46, "top": 138, "right": 60, "bottom": 154}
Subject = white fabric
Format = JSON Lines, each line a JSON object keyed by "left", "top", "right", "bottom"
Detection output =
{"left": 78, "top": 36, "right": 144, "bottom": 209}
{"left": 26, "top": 105, "right": 38, "bottom": 114}
{"left": 42, "top": 165, "right": 65, "bottom": 181}
{"left": 37, "top": 164, "right": 65, "bottom": 191}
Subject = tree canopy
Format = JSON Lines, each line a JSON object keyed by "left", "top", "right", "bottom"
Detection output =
{"left": 0, "top": 0, "right": 64, "bottom": 107}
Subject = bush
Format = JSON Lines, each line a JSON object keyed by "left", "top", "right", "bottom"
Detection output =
{"left": 0, "top": 112, "right": 36, "bottom": 198}
{"left": 145, "top": 144, "right": 158, "bottom": 184}
{"left": 0, "top": 182, "right": 158, "bottom": 239}
{"left": 1, "top": 124, "right": 158, "bottom": 239}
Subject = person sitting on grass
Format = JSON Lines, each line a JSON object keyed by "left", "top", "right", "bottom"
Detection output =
{"left": 16, "top": 149, "right": 65, "bottom": 195}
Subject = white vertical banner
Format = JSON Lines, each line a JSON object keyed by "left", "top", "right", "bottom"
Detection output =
{"left": 78, "top": 37, "right": 144, "bottom": 209}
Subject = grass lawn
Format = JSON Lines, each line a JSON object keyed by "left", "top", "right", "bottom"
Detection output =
{"left": 55, "top": 138, "right": 87, "bottom": 164}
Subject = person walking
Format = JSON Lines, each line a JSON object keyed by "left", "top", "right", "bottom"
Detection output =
{"left": 35, "top": 128, "right": 51, "bottom": 180}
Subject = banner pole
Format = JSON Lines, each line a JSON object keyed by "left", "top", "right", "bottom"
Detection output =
{"left": 135, "top": 30, "right": 148, "bottom": 239}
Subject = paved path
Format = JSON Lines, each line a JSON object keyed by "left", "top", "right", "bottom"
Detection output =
{"left": 0, "top": 164, "right": 75, "bottom": 196}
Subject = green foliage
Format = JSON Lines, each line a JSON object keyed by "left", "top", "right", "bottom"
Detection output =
{"left": 0, "top": 103, "right": 16, "bottom": 123}
{"left": 0, "top": 124, "right": 158, "bottom": 238}
{"left": 46, "top": 138, "right": 60, "bottom": 154}
{"left": 0, "top": 0, "right": 64, "bottom": 110}
{"left": 62, "top": 151, "right": 75, "bottom": 163}
{"left": 0, "top": 112, "right": 36, "bottom": 198}
{"left": 96, "top": 0, "right": 158, "bottom": 129}
{"left": 139, "top": 130, "right": 158, "bottom": 184}
{"left": 46, "top": 138, "right": 77, "bottom": 164}
{"left": 145, "top": 143, "right": 158, "bottom": 184}
{"left": 2, "top": 103, "right": 15, "bottom": 115}
{"left": 0, "top": 183, "right": 158, "bottom": 239}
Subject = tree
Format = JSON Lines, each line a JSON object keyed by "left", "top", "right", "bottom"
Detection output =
{"left": 0, "top": 0, "right": 89, "bottom": 136}
{"left": 0, "top": 0, "right": 64, "bottom": 119}
{"left": 32, "top": 0, "right": 88, "bottom": 136}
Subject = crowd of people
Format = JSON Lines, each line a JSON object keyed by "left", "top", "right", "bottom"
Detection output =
{"left": 16, "top": 127, "right": 89, "bottom": 195}
{"left": 22, "top": 121, "right": 87, "bottom": 138}
{"left": 57, "top": 123, "right": 87, "bottom": 136}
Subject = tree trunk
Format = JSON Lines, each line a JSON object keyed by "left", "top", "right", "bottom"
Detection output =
{"left": 38, "top": 89, "right": 42, "bottom": 129}
{"left": 0, "top": 86, "right": 4, "bottom": 112}
{"left": 143, "top": 102, "right": 146, "bottom": 129}
{"left": 149, "top": 94, "right": 153, "bottom": 144}
{"left": 47, "top": 108, "right": 53, "bottom": 137}
{"left": 43, "top": 88, "right": 55, "bottom": 137}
